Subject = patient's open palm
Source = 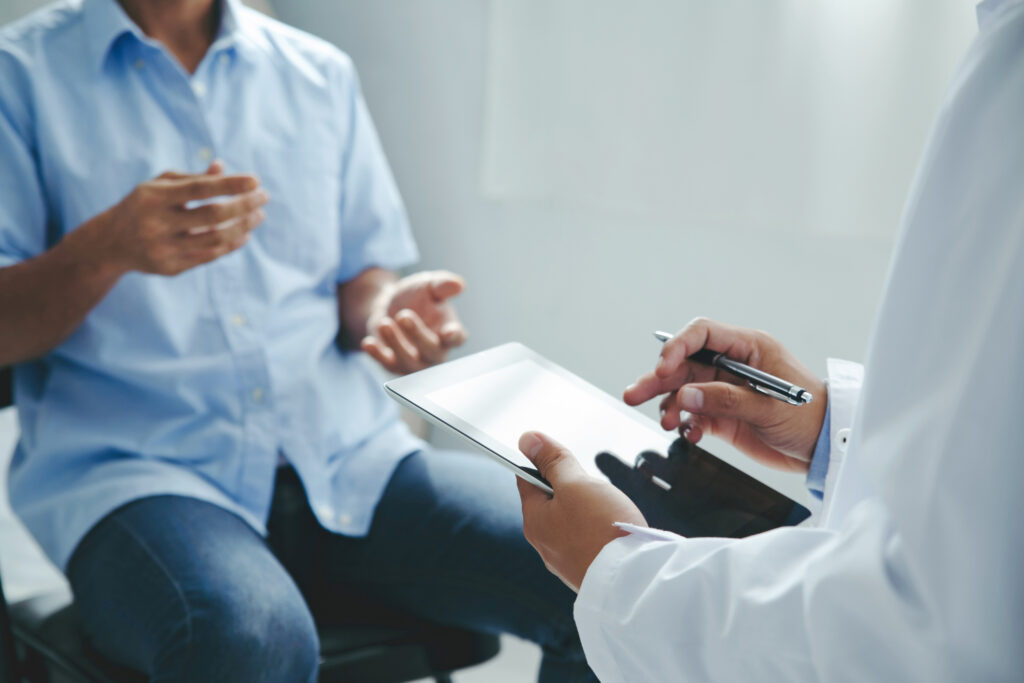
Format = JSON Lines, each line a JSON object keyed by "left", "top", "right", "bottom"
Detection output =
{"left": 362, "top": 270, "right": 467, "bottom": 374}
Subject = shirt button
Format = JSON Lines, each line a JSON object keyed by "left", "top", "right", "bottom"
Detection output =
{"left": 317, "top": 504, "right": 334, "bottom": 519}
{"left": 192, "top": 81, "right": 207, "bottom": 97}
{"left": 251, "top": 387, "right": 264, "bottom": 402}
{"left": 337, "top": 513, "right": 352, "bottom": 527}
{"left": 133, "top": 58, "right": 145, "bottom": 70}
{"left": 231, "top": 314, "right": 247, "bottom": 327}
{"left": 198, "top": 147, "right": 213, "bottom": 162}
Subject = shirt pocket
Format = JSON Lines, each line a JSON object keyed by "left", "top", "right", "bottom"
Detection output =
{"left": 252, "top": 141, "right": 343, "bottom": 278}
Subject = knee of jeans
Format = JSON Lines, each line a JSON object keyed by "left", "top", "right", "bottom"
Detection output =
{"left": 179, "top": 581, "right": 320, "bottom": 681}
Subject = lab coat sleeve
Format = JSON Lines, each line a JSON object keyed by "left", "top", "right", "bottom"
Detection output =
{"left": 574, "top": 496, "right": 956, "bottom": 681}
{"left": 573, "top": 360, "right": 875, "bottom": 682}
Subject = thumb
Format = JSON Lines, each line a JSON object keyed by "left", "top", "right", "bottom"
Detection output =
{"left": 519, "top": 431, "right": 586, "bottom": 488}
{"left": 677, "top": 381, "right": 773, "bottom": 425}
{"left": 205, "top": 159, "right": 225, "bottom": 175}
{"left": 428, "top": 271, "right": 465, "bottom": 302}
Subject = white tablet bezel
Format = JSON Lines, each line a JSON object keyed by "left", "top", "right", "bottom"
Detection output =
{"left": 384, "top": 342, "right": 672, "bottom": 494}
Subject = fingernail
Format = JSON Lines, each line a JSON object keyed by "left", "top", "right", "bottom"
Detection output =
{"left": 680, "top": 386, "right": 703, "bottom": 410}
{"left": 520, "top": 432, "right": 543, "bottom": 458}
{"left": 624, "top": 383, "right": 637, "bottom": 393}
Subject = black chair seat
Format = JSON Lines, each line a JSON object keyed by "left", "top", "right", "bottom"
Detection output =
{"left": 9, "top": 590, "right": 499, "bottom": 683}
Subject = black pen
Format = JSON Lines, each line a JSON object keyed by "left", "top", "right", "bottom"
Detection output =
{"left": 653, "top": 330, "right": 813, "bottom": 406}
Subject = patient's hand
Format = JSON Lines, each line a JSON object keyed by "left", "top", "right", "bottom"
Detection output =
{"left": 516, "top": 431, "right": 646, "bottom": 592}
{"left": 361, "top": 270, "right": 467, "bottom": 374}
{"left": 91, "top": 161, "right": 268, "bottom": 277}
{"left": 623, "top": 318, "right": 827, "bottom": 473}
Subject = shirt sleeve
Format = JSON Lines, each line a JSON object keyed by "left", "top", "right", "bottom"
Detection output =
{"left": 804, "top": 399, "right": 831, "bottom": 500}
{"left": 334, "top": 62, "right": 419, "bottom": 283}
{"left": 0, "top": 47, "right": 48, "bottom": 269}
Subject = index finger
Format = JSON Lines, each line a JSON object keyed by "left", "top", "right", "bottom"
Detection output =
{"left": 624, "top": 358, "right": 742, "bottom": 406}
{"left": 167, "top": 174, "right": 260, "bottom": 204}
{"left": 656, "top": 317, "right": 757, "bottom": 379}
{"left": 624, "top": 368, "right": 688, "bottom": 406}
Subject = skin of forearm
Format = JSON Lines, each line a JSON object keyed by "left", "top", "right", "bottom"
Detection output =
{"left": 0, "top": 215, "right": 125, "bottom": 366}
{"left": 336, "top": 267, "right": 397, "bottom": 349}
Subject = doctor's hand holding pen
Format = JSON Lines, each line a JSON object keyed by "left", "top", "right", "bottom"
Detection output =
{"left": 624, "top": 317, "right": 827, "bottom": 473}
{"left": 517, "top": 317, "right": 828, "bottom": 592}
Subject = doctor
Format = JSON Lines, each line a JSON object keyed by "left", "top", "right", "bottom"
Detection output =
{"left": 516, "top": 1, "right": 1024, "bottom": 680}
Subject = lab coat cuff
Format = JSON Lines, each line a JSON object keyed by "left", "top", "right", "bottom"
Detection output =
{"left": 819, "top": 358, "right": 863, "bottom": 514}
{"left": 575, "top": 532, "right": 665, "bottom": 682}
{"left": 577, "top": 533, "right": 649, "bottom": 610}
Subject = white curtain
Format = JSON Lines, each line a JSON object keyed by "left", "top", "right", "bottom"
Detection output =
{"left": 481, "top": 0, "right": 978, "bottom": 236}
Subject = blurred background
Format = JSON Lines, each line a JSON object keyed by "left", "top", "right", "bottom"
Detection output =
{"left": 0, "top": 0, "right": 981, "bottom": 679}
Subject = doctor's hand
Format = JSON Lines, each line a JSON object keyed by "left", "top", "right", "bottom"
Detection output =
{"left": 516, "top": 431, "right": 647, "bottom": 592}
{"left": 82, "top": 161, "right": 268, "bottom": 277}
{"left": 624, "top": 318, "right": 826, "bottom": 473}
{"left": 361, "top": 270, "right": 468, "bottom": 374}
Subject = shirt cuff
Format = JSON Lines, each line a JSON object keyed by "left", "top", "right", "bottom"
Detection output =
{"left": 805, "top": 398, "right": 831, "bottom": 500}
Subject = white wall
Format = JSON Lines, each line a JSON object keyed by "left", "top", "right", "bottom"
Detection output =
{"left": 269, "top": 0, "right": 978, "bottom": 499}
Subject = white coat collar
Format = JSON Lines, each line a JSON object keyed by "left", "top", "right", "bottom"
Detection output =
{"left": 977, "top": 0, "right": 1024, "bottom": 28}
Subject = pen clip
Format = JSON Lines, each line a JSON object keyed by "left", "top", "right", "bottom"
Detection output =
{"left": 750, "top": 382, "right": 804, "bottom": 406}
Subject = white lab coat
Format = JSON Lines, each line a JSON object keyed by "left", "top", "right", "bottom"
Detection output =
{"left": 573, "top": 2, "right": 1024, "bottom": 681}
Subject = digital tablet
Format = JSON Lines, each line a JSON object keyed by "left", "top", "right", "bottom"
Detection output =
{"left": 384, "top": 343, "right": 812, "bottom": 534}
{"left": 385, "top": 343, "right": 680, "bottom": 493}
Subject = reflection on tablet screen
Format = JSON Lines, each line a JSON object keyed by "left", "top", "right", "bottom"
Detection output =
{"left": 427, "top": 359, "right": 671, "bottom": 478}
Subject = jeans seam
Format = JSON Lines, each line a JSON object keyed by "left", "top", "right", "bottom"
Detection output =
{"left": 110, "top": 515, "right": 195, "bottom": 673}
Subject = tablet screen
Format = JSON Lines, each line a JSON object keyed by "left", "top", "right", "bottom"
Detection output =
{"left": 427, "top": 358, "right": 672, "bottom": 478}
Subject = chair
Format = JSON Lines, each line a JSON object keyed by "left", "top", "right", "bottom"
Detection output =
{"left": 0, "top": 365, "right": 499, "bottom": 683}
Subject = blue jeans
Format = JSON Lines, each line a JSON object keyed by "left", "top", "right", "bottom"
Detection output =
{"left": 66, "top": 450, "right": 596, "bottom": 682}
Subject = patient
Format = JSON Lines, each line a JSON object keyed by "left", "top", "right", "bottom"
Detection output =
{"left": 0, "top": 1, "right": 594, "bottom": 680}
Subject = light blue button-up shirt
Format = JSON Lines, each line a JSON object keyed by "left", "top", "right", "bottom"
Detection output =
{"left": 0, "top": 0, "right": 424, "bottom": 570}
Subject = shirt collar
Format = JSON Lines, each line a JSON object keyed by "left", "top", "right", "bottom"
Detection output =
{"left": 82, "top": 0, "right": 257, "bottom": 73}
{"left": 82, "top": 0, "right": 140, "bottom": 72}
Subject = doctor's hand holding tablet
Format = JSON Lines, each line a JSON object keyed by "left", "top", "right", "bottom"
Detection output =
{"left": 515, "top": 317, "right": 826, "bottom": 591}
